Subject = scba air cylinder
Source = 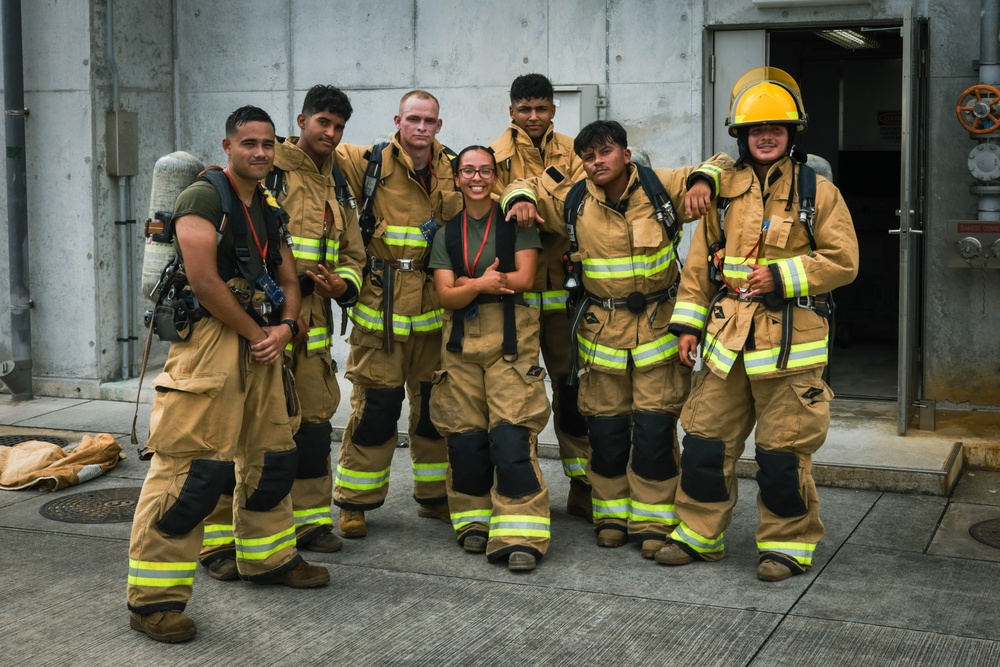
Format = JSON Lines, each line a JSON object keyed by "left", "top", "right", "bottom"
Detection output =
{"left": 141, "top": 151, "right": 205, "bottom": 301}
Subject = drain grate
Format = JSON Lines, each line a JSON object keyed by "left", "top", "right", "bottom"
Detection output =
{"left": 39, "top": 487, "right": 141, "bottom": 524}
{"left": 970, "top": 518, "right": 1000, "bottom": 549}
{"left": 0, "top": 434, "right": 70, "bottom": 447}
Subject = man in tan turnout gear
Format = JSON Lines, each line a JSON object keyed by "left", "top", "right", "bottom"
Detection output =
{"left": 490, "top": 73, "right": 592, "bottom": 521}
{"left": 332, "top": 90, "right": 463, "bottom": 537}
{"left": 127, "top": 106, "right": 328, "bottom": 644}
{"left": 655, "top": 67, "right": 859, "bottom": 581}
{"left": 199, "top": 86, "right": 366, "bottom": 580}
{"left": 503, "top": 120, "right": 727, "bottom": 560}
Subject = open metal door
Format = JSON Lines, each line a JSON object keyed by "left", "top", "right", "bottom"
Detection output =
{"left": 893, "top": 10, "right": 928, "bottom": 434}
{"left": 710, "top": 30, "right": 766, "bottom": 156}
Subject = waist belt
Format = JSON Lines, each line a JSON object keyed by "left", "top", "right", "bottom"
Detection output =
{"left": 724, "top": 290, "right": 832, "bottom": 314}
{"left": 724, "top": 290, "right": 765, "bottom": 303}
{"left": 368, "top": 256, "right": 427, "bottom": 272}
{"left": 587, "top": 285, "right": 676, "bottom": 314}
{"left": 477, "top": 294, "right": 527, "bottom": 306}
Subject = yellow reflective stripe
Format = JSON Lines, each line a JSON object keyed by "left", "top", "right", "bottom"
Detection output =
{"left": 744, "top": 337, "right": 828, "bottom": 375}
{"left": 670, "top": 301, "right": 709, "bottom": 330}
{"left": 524, "top": 290, "right": 569, "bottom": 311}
{"left": 500, "top": 187, "right": 537, "bottom": 210}
{"left": 336, "top": 464, "right": 391, "bottom": 490}
{"left": 383, "top": 225, "right": 428, "bottom": 248}
{"left": 306, "top": 326, "right": 331, "bottom": 351}
{"left": 722, "top": 256, "right": 778, "bottom": 282}
{"left": 290, "top": 235, "right": 322, "bottom": 261}
{"left": 758, "top": 540, "right": 815, "bottom": 565}
{"left": 577, "top": 334, "right": 628, "bottom": 371}
{"left": 671, "top": 523, "right": 724, "bottom": 554}
{"left": 775, "top": 256, "right": 809, "bottom": 298}
{"left": 128, "top": 559, "right": 197, "bottom": 588}
{"left": 581, "top": 244, "right": 676, "bottom": 280}
{"left": 562, "top": 457, "right": 587, "bottom": 477}
{"left": 629, "top": 500, "right": 678, "bottom": 525}
{"left": 451, "top": 508, "right": 492, "bottom": 530}
{"left": 334, "top": 266, "right": 362, "bottom": 293}
{"left": 202, "top": 523, "right": 234, "bottom": 547}
{"left": 694, "top": 163, "right": 723, "bottom": 195}
{"left": 235, "top": 526, "right": 297, "bottom": 561}
{"left": 488, "top": 514, "right": 551, "bottom": 538}
{"left": 349, "top": 303, "right": 412, "bottom": 336}
{"left": 294, "top": 507, "right": 333, "bottom": 528}
{"left": 592, "top": 497, "right": 630, "bottom": 519}
{"left": 413, "top": 461, "right": 448, "bottom": 482}
{"left": 411, "top": 308, "right": 444, "bottom": 332}
{"left": 703, "top": 332, "right": 737, "bottom": 375}
{"left": 631, "top": 332, "right": 679, "bottom": 367}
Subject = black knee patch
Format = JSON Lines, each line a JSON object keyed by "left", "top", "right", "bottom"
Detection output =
{"left": 490, "top": 423, "right": 540, "bottom": 498}
{"left": 555, "top": 380, "right": 587, "bottom": 438}
{"left": 587, "top": 415, "right": 631, "bottom": 478}
{"left": 448, "top": 431, "right": 493, "bottom": 497}
{"left": 679, "top": 434, "right": 729, "bottom": 502}
{"left": 245, "top": 449, "right": 298, "bottom": 512}
{"left": 353, "top": 386, "right": 405, "bottom": 446}
{"left": 414, "top": 381, "right": 443, "bottom": 440}
{"left": 630, "top": 411, "right": 679, "bottom": 481}
{"left": 755, "top": 447, "right": 808, "bottom": 517}
{"left": 294, "top": 421, "right": 333, "bottom": 479}
{"left": 156, "top": 459, "right": 234, "bottom": 536}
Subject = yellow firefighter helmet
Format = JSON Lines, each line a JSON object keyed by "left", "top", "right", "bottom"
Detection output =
{"left": 726, "top": 67, "right": 807, "bottom": 137}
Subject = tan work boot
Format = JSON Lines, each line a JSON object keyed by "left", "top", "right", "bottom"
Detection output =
{"left": 417, "top": 501, "right": 451, "bottom": 524}
{"left": 654, "top": 542, "right": 695, "bottom": 566}
{"left": 338, "top": 509, "right": 367, "bottom": 538}
{"left": 301, "top": 529, "right": 343, "bottom": 553}
{"left": 129, "top": 610, "right": 196, "bottom": 643}
{"left": 508, "top": 551, "right": 537, "bottom": 572}
{"left": 462, "top": 535, "right": 487, "bottom": 554}
{"left": 566, "top": 478, "right": 593, "bottom": 523}
{"left": 254, "top": 560, "right": 330, "bottom": 588}
{"left": 596, "top": 528, "right": 627, "bottom": 548}
{"left": 757, "top": 556, "right": 802, "bottom": 582}
{"left": 641, "top": 539, "right": 666, "bottom": 560}
{"left": 205, "top": 557, "right": 239, "bottom": 581}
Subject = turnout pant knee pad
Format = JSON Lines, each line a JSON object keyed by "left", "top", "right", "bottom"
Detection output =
{"left": 353, "top": 386, "right": 405, "bottom": 446}
{"left": 245, "top": 449, "right": 298, "bottom": 512}
{"left": 679, "top": 434, "right": 729, "bottom": 502}
{"left": 414, "top": 381, "right": 443, "bottom": 440}
{"left": 447, "top": 431, "right": 493, "bottom": 497}
{"left": 156, "top": 459, "right": 235, "bottom": 536}
{"left": 587, "top": 415, "right": 631, "bottom": 478}
{"left": 294, "top": 421, "right": 333, "bottom": 479}
{"left": 490, "top": 423, "right": 541, "bottom": 498}
{"left": 630, "top": 411, "right": 679, "bottom": 481}
{"left": 555, "top": 379, "right": 587, "bottom": 438}
{"left": 755, "top": 447, "right": 808, "bottom": 517}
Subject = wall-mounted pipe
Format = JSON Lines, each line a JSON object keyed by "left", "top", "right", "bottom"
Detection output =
{"left": 0, "top": 0, "right": 32, "bottom": 401}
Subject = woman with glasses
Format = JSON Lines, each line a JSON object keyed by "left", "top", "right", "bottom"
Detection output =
{"left": 428, "top": 145, "right": 551, "bottom": 572}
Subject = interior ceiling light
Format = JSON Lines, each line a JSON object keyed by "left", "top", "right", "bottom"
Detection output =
{"left": 816, "top": 29, "right": 880, "bottom": 50}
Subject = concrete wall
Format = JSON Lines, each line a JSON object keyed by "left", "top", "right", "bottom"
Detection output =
{"left": 0, "top": 0, "right": 995, "bottom": 410}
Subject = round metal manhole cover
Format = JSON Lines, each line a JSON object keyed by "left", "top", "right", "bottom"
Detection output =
{"left": 39, "top": 487, "right": 141, "bottom": 524}
{"left": 970, "top": 518, "right": 1000, "bottom": 549}
{"left": 0, "top": 434, "right": 70, "bottom": 447}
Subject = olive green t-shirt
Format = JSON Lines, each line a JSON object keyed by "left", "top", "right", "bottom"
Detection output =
{"left": 429, "top": 205, "right": 542, "bottom": 277}
{"left": 171, "top": 179, "right": 268, "bottom": 280}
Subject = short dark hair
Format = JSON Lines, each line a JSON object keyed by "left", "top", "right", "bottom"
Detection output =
{"left": 225, "top": 105, "right": 275, "bottom": 137}
{"left": 510, "top": 73, "right": 554, "bottom": 103}
{"left": 574, "top": 120, "right": 628, "bottom": 156}
{"left": 302, "top": 85, "right": 353, "bottom": 121}
{"left": 456, "top": 145, "right": 497, "bottom": 170}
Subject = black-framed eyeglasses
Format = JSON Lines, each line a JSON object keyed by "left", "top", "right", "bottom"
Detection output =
{"left": 458, "top": 167, "right": 495, "bottom": 179}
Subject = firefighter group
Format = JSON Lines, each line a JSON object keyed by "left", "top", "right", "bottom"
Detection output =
{"left": 126, "top": 68, "right": 859, "bottom": 643}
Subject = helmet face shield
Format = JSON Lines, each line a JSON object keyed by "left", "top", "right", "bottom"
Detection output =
{"left": 726, "top": 66, "right": 807, "bottom": 137}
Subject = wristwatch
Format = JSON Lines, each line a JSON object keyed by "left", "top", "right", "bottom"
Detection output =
{"left": 281, "top": 319, "right": 300, "bottom": 337}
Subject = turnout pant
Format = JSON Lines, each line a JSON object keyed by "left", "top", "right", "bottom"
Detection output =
{"left": 334, "top": 329, "right": 447, "bottom": 510}
{"left": 577, "top": 358, "right": 690, "bottom": 540}
{"left": 538, "top": 312, "right": 590, "bottom": 482}
{"left": 672, "top": 355, "right": 831, "bottom": 569}
{"left": 128, "top": 316, "right": 300, "bottom": 614}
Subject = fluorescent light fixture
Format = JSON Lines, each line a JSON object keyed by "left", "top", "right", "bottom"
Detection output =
{"left": 816, "top": 29, "right": 880, "bottom": 49}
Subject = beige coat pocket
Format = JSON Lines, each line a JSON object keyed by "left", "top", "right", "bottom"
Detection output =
{"left": 147, "top": 372, "right": 229, "bottom": 456}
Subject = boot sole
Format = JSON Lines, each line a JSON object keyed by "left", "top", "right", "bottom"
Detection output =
{"left": 339, "top": 526, "right": 367, "bottom": 539}
{"left": 254, "top": 574, "right": 330, "bottom": 589}
{"left": 129, "top": 615, "right": 196, "bottom": 643}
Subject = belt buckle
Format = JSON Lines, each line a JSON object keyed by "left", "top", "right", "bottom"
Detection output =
{"left": 795, "top": 296, "right": 815, "bottom": 310}
{"left": 255, "top": 302, "right": 273, "bottom": 317}
{"left": 600, "top": 297, "right": 616, "bottom": 310}
{"left": 367, "top": 256, "right": 382, "bottom": 271}
{"left": 736, "top": 288, "right": 754, "bottom": 302}
{"left": 397, "top": 258, "right": 414, "bottom": 271}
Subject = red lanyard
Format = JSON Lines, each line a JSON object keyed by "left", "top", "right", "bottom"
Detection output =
{"left": 225, "top": 169, "right": 268, "bottom": 260}
{"left": 462, "top": 205, "right": 494, "bottom": 277}
{"left": 415, "top": 163, "right": 434, "bottom": 193}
